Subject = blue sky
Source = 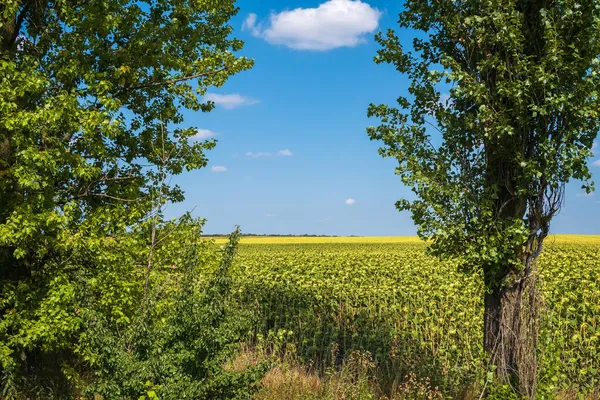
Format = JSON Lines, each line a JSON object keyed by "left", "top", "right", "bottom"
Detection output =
{"left": 167, "top": 0, "right": 600, "bottom": 236}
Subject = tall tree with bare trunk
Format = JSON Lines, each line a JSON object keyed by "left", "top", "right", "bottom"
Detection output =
{"left": 367, "top": 0, "right": 600, "bottom": 397}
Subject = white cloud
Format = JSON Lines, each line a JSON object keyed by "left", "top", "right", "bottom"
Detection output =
{"left": 592, "top": 141, "right": 598, "bottom": 155}
{"left": 211, "top": 166, "right": 228, "bottom": 173}
{"left": 592, "top": 159, "right": 600, "bottom": 166}
{"left": 576, "top": 192, "right": 594, "bottom": 198}
{"left": 242, "top": 13, "right": 260, "bottom": 35}
{"left": 265, "top": 213, "right": 276, "bottom": 217}
{"left": 246, "top": 151, "right": 272, "bottom": 158}
{"left": 191, "top": 129, "right": 217, "bottom": 141}
{"left": 243, "top": 0, "right": 381, "bottom": 51}
{"left": 345, "top": 198, "right": 356, "bottom": 205}
{"left": 204, "top": 93, "right": 259, "bottom": 109}
{"left": 245, "top": 150, "right": 293, "bottom": 158}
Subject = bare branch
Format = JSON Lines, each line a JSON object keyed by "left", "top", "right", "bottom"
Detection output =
{"left": 77, "top": 192, "right": 137, "bottom": 202}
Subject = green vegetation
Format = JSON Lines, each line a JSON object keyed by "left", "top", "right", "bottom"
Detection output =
{"left": 224, "top": 239, "right": 600, "bottom": 399}
{"left": 0, "top": 0, "right": 262, "bottom": 398}
{"left": 2, "top": 0, "right": 600, "bottom": 397}
{"left": 367, "top": 0, "right": 600, "bottom": 395}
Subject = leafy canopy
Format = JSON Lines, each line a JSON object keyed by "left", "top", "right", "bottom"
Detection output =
{"left": 367, "top": 0, "right": 600, "bottom": 275}
{"left": 0, "top": 0, "right": 252, "bottom": 262}
{"left": 0, "top": 0, "right": 255, "bottom": 396}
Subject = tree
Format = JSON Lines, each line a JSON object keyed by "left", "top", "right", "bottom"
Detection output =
{"left": 0, "top": 0, "right": 251, "bottom": 266}
{"left": 367, "top": 0, "right": 600, "bottom": 397}
{"left": 0, "top": 0, "right": 253, "bottom": 395}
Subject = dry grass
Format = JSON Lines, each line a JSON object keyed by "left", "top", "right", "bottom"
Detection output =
{"left": 227, "top": 344, "right": 600, "bottom": 399}
{"left": 225, "top": 344, "right": 327, "bottom": 399}
{"left": 224, "top": 343, "right": 265, "bottom": 373}
{"left": 227, "top": 345, "right": 445, "bottom": 400}
{"left": 255, "top": 365, "right": 325, "bottom": 400}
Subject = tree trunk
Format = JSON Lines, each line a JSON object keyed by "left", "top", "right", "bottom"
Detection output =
{"left": 484, "top": 266, "right": 540, "bottom": 399}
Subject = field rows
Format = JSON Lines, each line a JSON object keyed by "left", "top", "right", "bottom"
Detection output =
{"left": 219, "top": 238, "right": 600, "bottom": 397}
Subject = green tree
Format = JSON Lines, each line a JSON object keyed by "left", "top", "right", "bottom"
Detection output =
{"left": 0, "top": 0, "right": 251, "bottom": 266}
{"left": 0, "top": 0, "right": 253, "bottom": 396}
{"left": 367, "top": 0, "right": 600, "bottom": 397}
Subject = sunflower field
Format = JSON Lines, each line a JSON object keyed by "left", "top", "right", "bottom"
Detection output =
{"left": 214, "top": 235, "right": 600, "bottom": 398}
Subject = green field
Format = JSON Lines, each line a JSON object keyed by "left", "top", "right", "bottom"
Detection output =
{"left": 218, "top": 236, "right": 600, "bottom": 398}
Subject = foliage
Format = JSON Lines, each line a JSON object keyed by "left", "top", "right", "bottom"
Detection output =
{"left": 0, "top": 219, "right": 267, "bottom": 398}
{"left": 225, "top": 239, "right": 600, "bottom": 398}
{"left": 366, "top": 2, "right": 600, "bottom": 393}
{"left": 77, "top": 225, "right": 267, "bottom": 400}
{"left": 0, "top": 0, "right": 252, "bottom": 263}
{"left": 366, "top": 0, "right": 600, "bottom": 278}
{"left": 0, "top": 0, "right": 257, "bottom": 397}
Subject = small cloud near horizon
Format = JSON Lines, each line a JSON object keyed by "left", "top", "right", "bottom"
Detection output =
{"left": 204, "top": 93, "right": 259, "bottom": 109}
{"left": 265, "top": 213, "right": 276, "bottom": 217}
{"left": 345, "top": 198, "right": 356, "bottom": 205}
{"left": 243, "top": 0, "right": 381, "bottom": 51}
{"left": 211, "top": 166, "right": 228, "bottom": 173}
{"left": 246, "top": 150, "right": 293, "bottom": 158}
{"left": 246, "top": 151, "right": 272, "bottom": 158}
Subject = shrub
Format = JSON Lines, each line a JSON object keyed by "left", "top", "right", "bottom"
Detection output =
{"left": 0, "top": 221, "right": 266, "bottom": 399}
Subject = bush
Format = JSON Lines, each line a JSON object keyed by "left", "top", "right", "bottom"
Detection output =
{"left": 0, "top": 220, "right": 265, "bottom": 399}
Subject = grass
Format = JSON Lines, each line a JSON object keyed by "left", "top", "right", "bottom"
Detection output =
{"left": 228, "top": 342, "right": 600, "bottom": 400}
{"left": 227, "top": 344, "right": 446, "bottom": 400}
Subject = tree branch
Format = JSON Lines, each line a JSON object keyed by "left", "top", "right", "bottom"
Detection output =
{"left": 90, "top": 66, "right": 229, "bottom": 98}
{"left": 9, "top": 5, "right": 28, "bottom": 49}
{"left": 77, "top": 192, "right": 137, "bottom": 202}
{"left": 134, "top": 67, "right": 228, "bottom": 90}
